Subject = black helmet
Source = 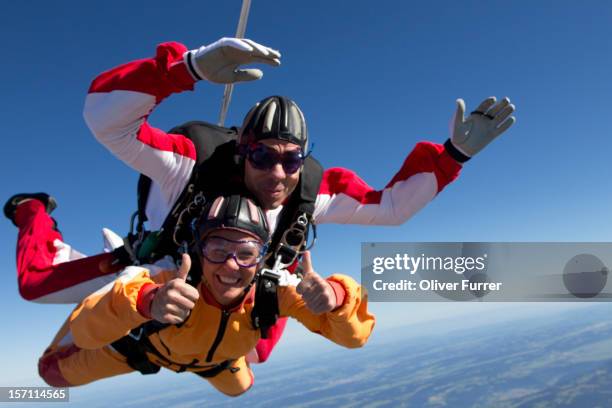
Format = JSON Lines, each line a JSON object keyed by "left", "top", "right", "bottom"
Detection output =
{"left": 196, "top": 195, "right": 270, "bottom": 244}
{"left": 238, "top": 96, "right": 308, "bottom": 154}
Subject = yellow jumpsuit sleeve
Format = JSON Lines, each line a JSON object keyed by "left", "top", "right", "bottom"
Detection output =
{"left": 69, "top": 266, "right": 156, "bottom": 349}
{"left": 278, "top": 274, "right": 376, "bottom": 348}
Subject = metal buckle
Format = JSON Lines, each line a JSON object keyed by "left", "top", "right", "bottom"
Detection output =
{"left": 261, "top": 255, "right": 285, "bottom": 280}
{"left": 172, "top": 192, "right": 207, "bottom": 247}
{"left": 128, "top": 327, "right": 144, "bottom": 341}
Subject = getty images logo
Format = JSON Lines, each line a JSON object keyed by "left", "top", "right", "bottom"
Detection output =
{"left": 371, "top": 253, "right": 488, "bottom": 275}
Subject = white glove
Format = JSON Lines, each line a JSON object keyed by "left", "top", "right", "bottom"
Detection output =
{"left": 447, "top": 97, "right": 516, "bottom": 161}
{"left": 186, "top": 37, "right": 281, "bottom": 84}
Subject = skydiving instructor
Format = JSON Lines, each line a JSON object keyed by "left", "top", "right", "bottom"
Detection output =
{"left": 5, "top": 36, "right": 516, "bottom": 373}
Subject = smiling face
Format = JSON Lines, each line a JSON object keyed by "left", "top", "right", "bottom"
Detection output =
{"left": 243, "top": 139, "right": 302, "bottom": 210}
{"left": 200, "top": 228, "right": 262, "bottom": 306}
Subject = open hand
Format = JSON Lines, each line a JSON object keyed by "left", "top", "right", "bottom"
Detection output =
{"left": 450, "top": 96, "right": 516, "bottom": 159}
{"left": 190, "top": 37, "right": 281, "bottom": 84}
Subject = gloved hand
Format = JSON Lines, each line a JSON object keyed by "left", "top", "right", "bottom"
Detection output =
{"left": 446, "top": 97, "right": 516, "bottom": 162}
{"left": 187, "top": 37, "right": 281, "bottom": 84}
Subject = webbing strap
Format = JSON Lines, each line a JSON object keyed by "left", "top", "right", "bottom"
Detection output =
{"left": 111, "top": 324, "right": 234, "bottom": 377}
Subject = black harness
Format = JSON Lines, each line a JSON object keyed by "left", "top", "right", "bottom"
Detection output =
{"left": 111, "top": 120, "right": 323, "bottom": 376}
{"left": 111, "top": 317, "right": 238, "bottom": 377}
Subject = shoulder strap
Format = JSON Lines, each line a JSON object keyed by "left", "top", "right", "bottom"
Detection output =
{"left": 133, "top": 121, "right": 241, "bottom": 264}
{"left": 265, "top": 154, "right": 324, "bottom": 268}
{"left": 252, "top": 155, "right": 324, "bottom": 338}
{"left": 136, "top": 121, "right": 238, "bottom": 229}
{"left": 136, "top": 175, "right": 152, "bottom": 229}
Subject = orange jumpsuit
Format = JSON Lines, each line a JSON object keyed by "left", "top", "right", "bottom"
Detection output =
{"left": 39, "top": 265, "right": 375, "bottom": 396}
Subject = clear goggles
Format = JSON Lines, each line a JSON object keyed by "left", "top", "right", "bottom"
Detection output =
{"left": 200, "top": 236, "right": 265, "bottom": 268}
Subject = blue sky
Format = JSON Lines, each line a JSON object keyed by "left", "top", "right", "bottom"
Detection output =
{"left": 1, "top": 0, "right": 612, "bottom": 394}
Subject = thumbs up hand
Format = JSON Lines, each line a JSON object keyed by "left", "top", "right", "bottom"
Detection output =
{"left": 151, "top": 253, "right": 200, "bottom": 324}
{"left": 296, "top": 251, "right": 337, "bottom": 315}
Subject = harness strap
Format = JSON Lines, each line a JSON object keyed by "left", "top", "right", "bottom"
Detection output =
{"left": 251, "top": 156, "right": 322, "bottom": 336}
{"left": 136, "top": 176, "right": 151, "bottom": 231}
{"left": 251, "top": 268, "right": 280, "bottom": 339}
{"left": 111, "top": 324, "right": 236, "bottom": 377}
{"left": 193, "top": 359, "right": 239, "bottom": 378}
{"left": 111, "top": 331, "right": 160, "bottom": 375}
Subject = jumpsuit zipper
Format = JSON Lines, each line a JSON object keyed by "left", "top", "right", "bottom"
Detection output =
{"left": 206, "top": 310, "right": 230, "bottom": 362}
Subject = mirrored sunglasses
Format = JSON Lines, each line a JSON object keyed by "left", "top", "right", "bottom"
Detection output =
{"left": 246, "top": 143, "right": 304, "bottom": 174}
